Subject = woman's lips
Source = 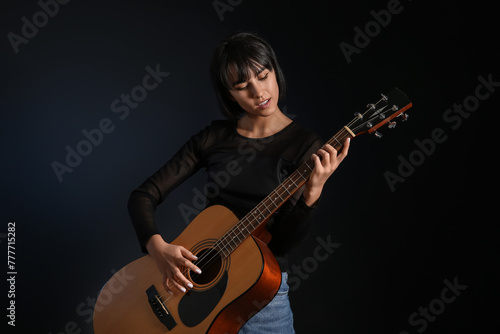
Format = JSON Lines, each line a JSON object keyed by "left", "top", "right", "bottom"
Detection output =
{"left": 256, "top": 98, "right": 271, "bottom": 109}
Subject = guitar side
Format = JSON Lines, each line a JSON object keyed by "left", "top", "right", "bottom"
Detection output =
{"left": 93, "top": 205, "right": 281, "bottom": 334}
{"left": 94, "top": 88, "right": 413, "bottom": 334}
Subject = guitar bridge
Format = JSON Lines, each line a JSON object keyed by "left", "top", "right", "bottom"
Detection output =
{"left": 146, "top": 285, "right": 177, "bottom": 330}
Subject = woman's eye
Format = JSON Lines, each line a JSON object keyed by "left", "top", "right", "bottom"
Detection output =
{"left": 259, "top": 73, "right": 269, "bottom": 81}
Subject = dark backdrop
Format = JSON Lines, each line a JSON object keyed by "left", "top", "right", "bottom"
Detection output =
{"left": 1, "top": 0, "right": 498, "bottom": 333}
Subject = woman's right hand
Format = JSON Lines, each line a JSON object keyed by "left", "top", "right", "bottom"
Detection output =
{"left": 146, "top": 234, "right": 202, "bottom": 294}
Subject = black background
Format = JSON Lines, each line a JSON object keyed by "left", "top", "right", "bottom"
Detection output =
{"left": 1, "top": 0, "right": 498, "bottom": 333}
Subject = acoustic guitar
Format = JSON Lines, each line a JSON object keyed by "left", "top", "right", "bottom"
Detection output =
{"left": 93, "top": 88, "right": 413, "bottom": 333}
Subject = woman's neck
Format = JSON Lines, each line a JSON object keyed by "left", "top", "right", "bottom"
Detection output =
{"left": 236, "top": 109, "right": 293, "bottom": 139}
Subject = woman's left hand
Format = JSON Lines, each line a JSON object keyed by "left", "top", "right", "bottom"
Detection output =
{"left": 303, "top": 138, "right": 350, "bottom": 206}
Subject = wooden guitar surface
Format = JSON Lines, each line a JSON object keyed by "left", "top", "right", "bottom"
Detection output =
{"left": 94, "top": 88, "right": 413, "bottom": 334}
{"left": 93, "top": 205, "right": 281, "bottom": 334}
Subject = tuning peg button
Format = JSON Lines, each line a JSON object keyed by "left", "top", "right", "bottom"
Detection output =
{"left": 401, "top": 113, "right": 409, "bottom": 122}
{"left": 388, "top": 121, "right": 397, "bottom": 129}
{"left": 374, "top": 131, "right": 383, "bottom": 139}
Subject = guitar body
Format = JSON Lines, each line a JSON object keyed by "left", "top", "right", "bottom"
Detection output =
{"left": 94, "top": 88, "right": 413, "bottom": 334}
{"left": 93, "top": 205, "right": 282, "bottom": 334}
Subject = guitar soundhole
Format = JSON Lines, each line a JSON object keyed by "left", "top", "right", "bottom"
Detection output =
{"left": 190, "top": 248, "right": 222, "bottom": 286}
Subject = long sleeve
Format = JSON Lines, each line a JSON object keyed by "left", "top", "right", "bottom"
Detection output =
{"left": 267, "top": 137, "right": 323, "bottom": 255}
{"left": 127, "top": 120, "right": 324, "bottom": 271}
{"left": 127, "top": 125, "right": 211, "bottom": 252}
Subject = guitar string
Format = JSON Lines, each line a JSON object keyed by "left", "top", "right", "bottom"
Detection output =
{"left": 156, "top": 99, "right": 388, "bottom": 304}
{"left": 160, "top": 137, "right": 344, "bottom": 304}
{"left": 174, "top": 158, "right": 316, "bottom": 277}
{"left": 157, "top": 127, "right": 358, "bottom": 305}
{"left": 156, "top": 168, "right": 310, "bottom": 305}
{"left": 176, "top": 141, "right": 331, "bottom": 279}
{"left": 180, "top": 113, "right": 371, "bottom": 275}
{"left": 351, "top": 99, "right": 390, "bottom": 133}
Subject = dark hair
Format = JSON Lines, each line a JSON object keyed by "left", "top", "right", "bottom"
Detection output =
{"left": 210, "top": 32, "right": 286, "bottom": 119}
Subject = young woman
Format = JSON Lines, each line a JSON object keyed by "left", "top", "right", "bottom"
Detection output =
{"left": 127, "top": 32, "right": 350, "bottom": 333}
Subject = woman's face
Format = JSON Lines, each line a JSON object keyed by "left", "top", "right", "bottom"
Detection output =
{"left": 228, "top": 65, "right": 281, "bottom": 118}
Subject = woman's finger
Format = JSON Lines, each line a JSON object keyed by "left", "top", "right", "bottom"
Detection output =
{"left": 180, "top": 248, "right": 202, "bottom": 274}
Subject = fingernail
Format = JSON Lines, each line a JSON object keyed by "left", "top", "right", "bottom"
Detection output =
{"left": 193, "top": 255, "right": 198, "bottom": 260}
{"left": 187, "top": 283, "right": 193, "bottom": 289}
{"left": 195, "top": 268, "right": 202, "bottom": 274}
{"left": 180, "top": 287, "right": 186, "bottom": 293}
{"left": 168, "top": 290, "right": 173, "bottom": 295}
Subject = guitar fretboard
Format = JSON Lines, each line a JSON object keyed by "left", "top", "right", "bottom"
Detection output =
{"left": 213, "top": 126, "right": 353, "bottom": 259}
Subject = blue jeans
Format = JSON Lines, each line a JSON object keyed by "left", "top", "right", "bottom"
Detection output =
{"left": 238, "top": 272, "right": 295, "bottom": 334}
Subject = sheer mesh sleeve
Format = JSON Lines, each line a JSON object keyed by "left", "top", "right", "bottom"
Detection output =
{"left": 127, "top": 125, "right": 211, "bottom": 252}
{"left": 267, "top": 137, "right": 323, "bottom": 255}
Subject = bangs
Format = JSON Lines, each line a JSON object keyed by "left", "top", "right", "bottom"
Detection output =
{"left": 220, "top": 54, "right": 273, "bottom": 90}
{"left": 210, "top": 32, "right": 286, "bottom": 119}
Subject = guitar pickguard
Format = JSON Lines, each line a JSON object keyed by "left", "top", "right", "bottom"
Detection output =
{"left": 178, "top": 271, "right": 229, "bottom": 327}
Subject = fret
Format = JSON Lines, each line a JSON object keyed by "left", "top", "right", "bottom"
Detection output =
{"left": 251, "top": 208, "right": 265, "bottom": 223}
{"left": 215, "top": 143, "right": 326, "bottom": 261}
{"left": 225, "top": 233, "right": 235, "bottom": 251}
{"left": 240, "top": 217, "right": 253, "bottom": 232}
{"left": 333, "top": 136, "right": 342, "bottom": 147}
{"left": 270, "top": 190, "right": 284, "bottom": 203}
{"left": 208, "top": 88, "right": 413, "bottom": 262}
{"left": 217, "top": 247, "right": 227, "bottom": 259}
{"left": 261, "top": 199, "right": 274, "bottom": 214}
{"left": 233, "top": 225, "right": 244, "bottom": 243}
{"left": 231, "top": 227, "right": 242, "bottom": 241}
{"left": 245, "top": 216, "right": 258, "bottom": 230}
{"left": 240, "top": 221, "right": 252, "bottom": 235}
{"left": 296, "top": 168, "right": 307, "bottom": 181}
{"left": 230, "top": 234, "right": 239, "bottom": 248}
{"left": 216, "top": 240, "right": 230, "bottom": 259}
{"left": 281, "top": 183, "right": 292, "bottom": 195}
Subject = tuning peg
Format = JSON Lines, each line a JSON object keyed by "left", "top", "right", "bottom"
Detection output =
{"left": 388, "top": 121, "right": 397, "bottom": 129}
{"left": 401, "top": 113, "right": 409, "bottom": 122}
{"left": 374, "top": 131, "right": 383, "bottom": 139}
{"left": 354, "top": 112, "right": 363, "bottom": 119}
{"left": 381, "top": 93, "right": 388, "bottom": 101}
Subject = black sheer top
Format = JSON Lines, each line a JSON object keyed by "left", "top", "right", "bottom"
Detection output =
{"left": 127, "top": 120, "right": 323, "bottom": 271}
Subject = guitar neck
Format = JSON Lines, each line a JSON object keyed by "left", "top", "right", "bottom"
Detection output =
{"left": 215, "top": 126, "right": 354, "bottom": 258}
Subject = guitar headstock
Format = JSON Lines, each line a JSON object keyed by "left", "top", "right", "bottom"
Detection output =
{"left": 346, "top": 88, "right": 413, "bottom": 139}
